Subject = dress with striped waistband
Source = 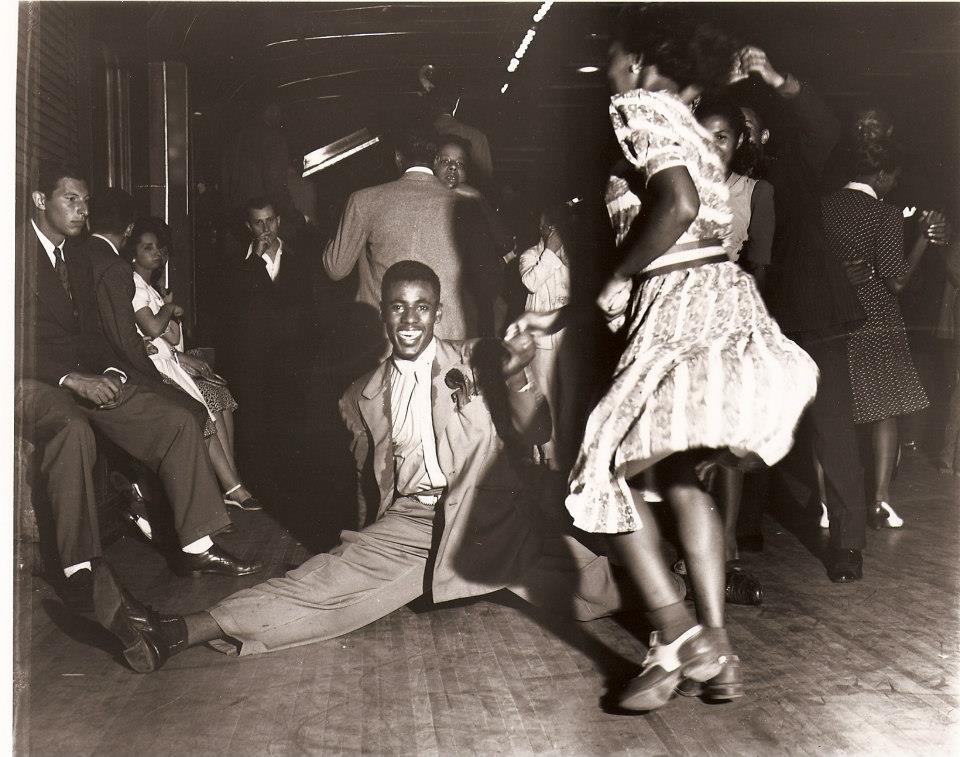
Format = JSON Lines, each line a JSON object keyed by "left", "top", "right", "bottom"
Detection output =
{"left": 566, "top": 88, "right": 819, "bottom": 534}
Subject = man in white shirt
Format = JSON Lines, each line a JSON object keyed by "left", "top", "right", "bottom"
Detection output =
{"left": 222, "top": 197, "right": 316, "bottom": 495}
{"left": 94, "top": 261, "right": 629, "bottom": 672}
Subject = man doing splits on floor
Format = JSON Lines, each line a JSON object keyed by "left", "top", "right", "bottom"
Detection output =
{"left": 94, "top": 260, "right": 628, "bottom": 671}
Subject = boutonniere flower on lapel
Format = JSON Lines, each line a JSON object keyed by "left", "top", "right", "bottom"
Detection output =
{"left": 444, "top": 366, "right": 479, "bottom": 412}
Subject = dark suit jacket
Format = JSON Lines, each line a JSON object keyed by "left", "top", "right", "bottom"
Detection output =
{"left": 70, "top": 235, "right": 164, "bottom": 386}
{"left": 225, "top": 240, "right": 315, "bottom": 370}
{"left": 17, "top": 225, "right": 205, "bottom": 423}
{"left": 763, "top": 83, "right": 865, "bottom": 338}
{"left": 17, "top": 225, "right": 116, "bottom": 386}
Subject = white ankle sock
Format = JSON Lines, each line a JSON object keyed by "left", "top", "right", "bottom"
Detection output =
{"left": 63, "top": 562, "right": 92, "bottom": 578}
{"left": 182, "top": 535, "right": 214, "bottom": 554}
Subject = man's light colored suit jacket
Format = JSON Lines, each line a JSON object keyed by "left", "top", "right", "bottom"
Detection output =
{"left": 338, "top": 338, "right": 551, "bottom": 602}
{"left": 323, "top": 171, "right": 484, "bottom": 340}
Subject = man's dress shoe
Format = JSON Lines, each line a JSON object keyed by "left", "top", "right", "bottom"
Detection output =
{"left": 827, "top": 548, "right": 863, "bottom": 583}
{"left": 725, "top": 565, "right": 763, "bottom": 606}
{"left": 92, "top": 562, "right": 167, "bottom": 672}
{"left": 57, "top": 569, "right": 94, "bottom": 614}
{"left": 171, "top": 544, "right": 263, "bottom": 577}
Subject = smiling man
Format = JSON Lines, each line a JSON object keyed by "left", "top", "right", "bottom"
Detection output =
{"left": 95, "top": 260, "right": 626, "bottom": 671}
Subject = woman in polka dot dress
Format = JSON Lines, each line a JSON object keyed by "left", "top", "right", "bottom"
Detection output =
{"left": 821, "top": 135, "right": 948, "bottom": 529}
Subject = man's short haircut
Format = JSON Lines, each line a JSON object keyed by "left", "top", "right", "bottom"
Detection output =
{"left": 244, "top": 195, "right": 276, "bottom": 219}
{"left": 395, "top": 128, "right": 439, "bottom": 168}
{"left": 35, "top": 160, "right": 88, "bottom": 197}
{"left": 381, "top": 260, "right": 441, "bottom": 302}
{"left": 88, "top": 187, "right": 136, "bottom": 236}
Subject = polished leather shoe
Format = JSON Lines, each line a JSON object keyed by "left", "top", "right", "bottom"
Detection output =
{"left": 92, "top": 562, "right": 166, "bottom": 672}
{"left": 57, "top": 569, "right": 94, "bottom": 614}
{"left": 827, "top": 548, "right": 863, "bottom": 583}
{"left": 119, "top": 507, "right": 154, "bottom": 544}
{"left": 725, "top": 566, "right": 763, "bottom": 606}
{"left": 171, "top": 544, "right": 263, "bottom": 577}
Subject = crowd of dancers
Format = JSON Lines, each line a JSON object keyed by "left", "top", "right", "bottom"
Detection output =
{"left": 18, "top": 4, "right": 956, "bottom": 715}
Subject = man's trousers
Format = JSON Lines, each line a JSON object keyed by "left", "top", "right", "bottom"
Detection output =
{"left": 209, "top": 495, "right": 622, "bottom": 656}
{"left": 16, "top": 379, "right": 231, "bottom": 567}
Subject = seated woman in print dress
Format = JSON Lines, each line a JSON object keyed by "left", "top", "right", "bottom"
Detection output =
{"left": 129, "top": 218, "right": 262, "bottom": 511}
{"left": 511, "top": 13, "right": 818, "bottom": 712}
{"left": 821, "top": 132, "right": 950, "bottom": 529}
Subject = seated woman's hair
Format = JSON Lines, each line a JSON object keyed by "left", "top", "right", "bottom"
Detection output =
{"left": 381, "top": 260, "right": 441, "bottom": 300}
{"left": 129, "top": 216, "right": 171, "bottom": 256}
{"left": 616, "top": 5, "right": 737, "bottom": 92}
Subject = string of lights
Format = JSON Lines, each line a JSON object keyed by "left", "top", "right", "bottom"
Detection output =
{"left": 499, "top": 0, "right": 554, "bottom": 95}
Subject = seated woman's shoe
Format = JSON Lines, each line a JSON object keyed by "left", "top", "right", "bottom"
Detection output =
{"left": 725, "top": 563, "right": 763, "bottom": 606}
{"left": 617, "top": 626, "right": 722, "bottom": 712}
{"left": 223, "top": 483, "right": 263, "bottom": 512}
{"left": 171, "top": 545, "right": 264, "bottom": 577}
{"left": 869, "top": 501, "right": 904, "bottom": 530}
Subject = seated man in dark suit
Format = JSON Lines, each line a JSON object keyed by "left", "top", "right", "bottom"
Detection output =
{"left": 220, "top": 196, "right": 316, "bottom": 497}
{"left": 16, "top": 163, "right": 263, "bottom": 612}
{"left": 93, "top": 261, "right": 633, "bottom": 674}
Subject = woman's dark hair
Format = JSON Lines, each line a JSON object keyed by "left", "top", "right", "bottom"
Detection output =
{"left": 694, "top": 95, "right": 760, "bottom": 175}
{"left": 129, "top": 216, "right": 171, "bottom": 261}
{"left": 616, "top": 5, "right": 737, "bottom": 92}
{"left": 846, "top": 110, "right": 901, "bottom": 176}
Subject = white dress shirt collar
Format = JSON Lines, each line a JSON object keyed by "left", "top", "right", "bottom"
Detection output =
{"left": 404, "top": 166, "right": 435, "bottom": 176}
{"left": 844, "top": 181, "right": 878, "bottom": 200}
{"left": 245, "top": 237, "right": 284, "bottom": 281}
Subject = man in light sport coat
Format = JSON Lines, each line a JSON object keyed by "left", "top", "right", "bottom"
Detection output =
{"left": 92, "top": 261, "right": 627, "bottom": 671}
{"left": 322, "top": 130, "right": 495, "bottom": 340}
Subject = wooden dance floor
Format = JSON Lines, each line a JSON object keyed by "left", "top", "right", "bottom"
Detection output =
{"left": 15, "top": 455, "right": 959, "bottom": 755}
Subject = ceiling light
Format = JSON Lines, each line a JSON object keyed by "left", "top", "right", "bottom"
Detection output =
{"left": 501, "top": 83, "right": 509, "bottom": 94}
{"left": 577, "top": 66, "right": 599, "bottom": 73}
{"left": 507, "top": 58, "right": 519, "bottom": 72}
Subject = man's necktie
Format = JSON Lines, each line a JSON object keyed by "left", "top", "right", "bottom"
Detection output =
{"left": 53, "top": 245, "right": 72, "bottom": 301}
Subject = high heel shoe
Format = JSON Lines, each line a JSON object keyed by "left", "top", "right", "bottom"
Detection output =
{"left": 819, "top": 502, "right": 830, "bottom": 529}
{"left": 223, "top": 483, "right": 263, "bottom": 511}
{"left": 869, "top": 500, "right": 904, "bottom": 529}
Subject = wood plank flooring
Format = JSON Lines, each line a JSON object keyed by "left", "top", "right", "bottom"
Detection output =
{"left": 14, "top": 456, "right": 960, "bottom": 756}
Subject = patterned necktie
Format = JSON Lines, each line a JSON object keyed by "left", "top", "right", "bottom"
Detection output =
{"left": 53, "top": 245, "right": 72, "bottom": 301}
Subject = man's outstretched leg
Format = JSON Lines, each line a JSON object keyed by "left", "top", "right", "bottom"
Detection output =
{"left": 97, "top": 496, "right": 436, "bottom": 670}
